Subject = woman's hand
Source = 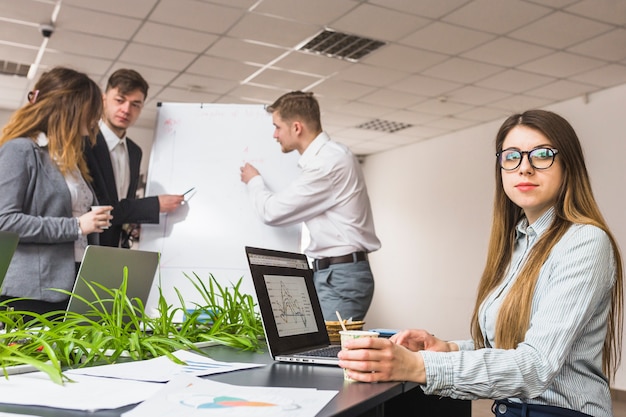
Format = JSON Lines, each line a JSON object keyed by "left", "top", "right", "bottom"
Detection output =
{"left": 337, "top": 336, "right": 426, "bottom": 383}
{"left": 391, "top": 329, "right": 457, "bottom": 353}
{"left": 78, "top": 205, "right": 113, "bottom": 234}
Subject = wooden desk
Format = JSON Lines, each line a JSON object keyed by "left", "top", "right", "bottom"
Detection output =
{"left": 0, "top": 345, "right": 470, "bottom": 417}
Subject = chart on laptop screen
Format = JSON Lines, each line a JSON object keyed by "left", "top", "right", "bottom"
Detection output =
{"left": 265, "top": 274, "right": 318, "bottom": 337}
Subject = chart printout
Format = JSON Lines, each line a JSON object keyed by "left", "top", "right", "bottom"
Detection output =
{"left": 264, "top": 274, "right": 318, "bottom": 337}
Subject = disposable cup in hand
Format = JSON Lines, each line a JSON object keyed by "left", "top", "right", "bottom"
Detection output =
{"left": 339, "top": 330, "right": 379, "bottom": 381}
{"left": 91, "top": 205, "right": 111, "bottom": 229}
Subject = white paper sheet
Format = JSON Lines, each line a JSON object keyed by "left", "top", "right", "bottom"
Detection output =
{"left": 65, "top": 350, "right": 264, "bottom": 382}
{"left": 122, "top": 374, "right": 338, "bottom": 417}
{"left": 0, "top": 372, "right": 162, "bottom": 411}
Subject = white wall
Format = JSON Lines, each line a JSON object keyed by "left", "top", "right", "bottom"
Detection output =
{"left": 362, "top": 83, "right": 626, "bottom": 389}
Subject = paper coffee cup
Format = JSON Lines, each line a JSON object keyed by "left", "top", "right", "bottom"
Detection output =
{"left": 339, "top": 330, "right": 379, "bottom": 381}
{"left": 91, "top": 205, "right": 111, "bottom": 229}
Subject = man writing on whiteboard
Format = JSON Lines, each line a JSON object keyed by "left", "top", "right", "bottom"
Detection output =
{"left": 240, "top": 91, "right": 381, "bottom": 321}
{"left": 84, "top": 69, "right": 184, "bottom": 248}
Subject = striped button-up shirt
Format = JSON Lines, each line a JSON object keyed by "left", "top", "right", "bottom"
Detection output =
{"left": 420, "top": 207, "right": 616, "bottom": 417}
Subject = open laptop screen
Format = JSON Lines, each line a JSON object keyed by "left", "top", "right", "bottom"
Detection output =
{"left": 66, "top": 246, "right": 159, "bottom": 318}
{"left": 245, "top": 246, "right": 331, "bottom": 356}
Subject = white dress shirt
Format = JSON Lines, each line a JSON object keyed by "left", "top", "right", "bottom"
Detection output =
{"left": 36, "top": 132, "right": 91, "bottom": 261}
{"left": 246, "top": 132, "right": 381, "bottom": 259}
{"left": 99, "top": 120, "right": 129, "bottom": 200}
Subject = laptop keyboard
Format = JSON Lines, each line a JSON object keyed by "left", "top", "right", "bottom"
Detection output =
{"left": 300, "top": 345, "right": 341, "bottom": 358}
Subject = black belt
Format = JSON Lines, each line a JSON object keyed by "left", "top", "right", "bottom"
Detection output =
{"left": 313, "top": 251, "right": 367, "bottom": 271}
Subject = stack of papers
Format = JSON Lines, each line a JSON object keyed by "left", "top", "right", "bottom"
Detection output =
{"left": 123, "top": 375, "right": 337, "bottom": 417}
{"left": 0, "top": 350, "right": 338, "bottom": 416}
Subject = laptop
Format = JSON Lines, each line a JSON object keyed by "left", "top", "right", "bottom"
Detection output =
{"left": 66, "top": 245, "right": 159, "bottom": 318}
{"left": 0, "top": 231, "right": 19, "bottom": 289}
{"left": 245, "top": 246, "right": 341, "bottom": 365}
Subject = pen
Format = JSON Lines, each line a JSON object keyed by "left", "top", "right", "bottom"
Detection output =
{"left": 183, "top": 187, "right": 195, "bottom": 196}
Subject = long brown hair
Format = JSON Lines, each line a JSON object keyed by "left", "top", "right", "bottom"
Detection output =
{"left": 0, "top": 67, "right": 102, "bottom": 179}
{"left": 470, "top": 109, "right": 623, "bottom": 380}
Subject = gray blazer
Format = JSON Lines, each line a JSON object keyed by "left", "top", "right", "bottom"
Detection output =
{"left": 0, "top": 138, "right": 98, "bottom": 302}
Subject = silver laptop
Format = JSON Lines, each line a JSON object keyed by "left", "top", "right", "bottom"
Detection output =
{"left": 245, "top": 246, "right": 340, "bottom": 365}
{"left": 0, "top": 231, "right": 19, "bottom": 289}
{"left": 66, "top": 245, "right": 159, "bottom": 318}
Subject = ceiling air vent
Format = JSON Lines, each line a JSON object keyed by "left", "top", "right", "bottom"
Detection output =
{"left": 0, "top": 60, "right": 30, "bottom": 77}
{"left": 356, "top": 118, "right": 412, "bottom": 133}
{"left": 299, "top": 29, "right": 386, "bottom": 62}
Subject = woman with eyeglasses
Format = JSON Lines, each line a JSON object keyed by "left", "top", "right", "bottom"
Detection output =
{"left": 338, "top": 109, "right": 622, "bottom": 417}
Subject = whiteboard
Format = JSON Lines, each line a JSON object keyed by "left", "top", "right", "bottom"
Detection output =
{"left": 138, "top": 102, "right": 301, "bottom": 316}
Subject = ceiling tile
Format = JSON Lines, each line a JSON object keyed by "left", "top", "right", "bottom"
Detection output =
{"left": 567, "top": 28, "right": 626, "bottom": 62}
{"left": 475, "top": 69, "right": 555, "bottom": 93}
{"left": 332, "top": 127, "right": 387, "bottom": 141}
{"left": 570, "top": 64, "right": 626, "bottom": 88}
{"left": 0, "top": 20, "right": 43, "bottom": 47}
{"left": 252, "top": 0, "right": 357, "bottom": 25}
{"left": 409, "top": 99, "right": 474, "bottom": 117}
{"left": 48, "top": 31, "right": 126, "bottom": 60}
{"left": 228, "top": 13, "right": 318, "bottom": 48}
{"left": 170, "top": 73, "right": 238, "bottom": 95}
{"left": 0, "top": 44, "right": 38, "bottom": 66}
{"left": 456, "top": 106, "right": 509, "bottom": 123}
{"left": 509, "top": 11, "right": 613, "bottom": 49}
{"left": 447, "top": 85, "right": 511, "bottom": 106}
{"left": 103, "top": 64, "right": 179, "bottom": 88}
{"left": 334, "top": 101, "right": 395, "bottom": 119}
{"left": 117, "top": 43, "right": 197, "bottom": 71}
{"left": 62, "top": 0, "right": 158, "bottom": 19}
{"left": 565, "top": 0, "right": 626, "bottom": 25}
{"left": 443, "top": 0, "right": 551, "bottom": 34}
{"left": 205, "top": 38, "right": 286, "bottom": 65}
{"left": 362, "top": 44, "right": 449, "bottom": 73}
{"left": 358, "top": 88, "right": 424, "bottom": 109}
{"left": 334, "top": 64, "right": 409, "bottom": 87}
{"left": 369, "top": 0, "right": 475, "bottom": 20}
{"left": 58, "top": 5, "right": 141, "bottom": 39}
{"left": 331, "top": 3, "right": 430, "bottom": 42}
{"left": 519, "top": 51, "right": 605, "bottom": 78}
{"left": 273, "top": 51, "right": 352, "bottom": 77}
{"left": 314, "top": 79, "right": 377, "bottom": 100}
{"left": 389, "top": 75, "right": 461, "bottom": 97}
{"left": 0, "top": 0, "right": 57, "bottom": 23}
{"left": 186, "top": 56, "right": 259, "bottom": 81}
{"left": 150, "top": 0, "right": 243, "bottom": 34}
{"left": 226, "top": 83, "right": 287, "bottom": 102}
{"left": 39, "top": 52, "right": 111, "bottom": 77}
{"left": 133, "top": 22, "right": 218, "bottom": 53}
{"left": 400, "top": 22, "right": 494, "bottom": 55}
{"left": 248, "top": 67, "right": 322, "bottom": 90}
{"left": 526, "top": 79, "right": 596, "bottom": 101}
{"left": 461, "top": 37, "right": 553, "bottom": 67}
{"left": 488, "top": 94, "right": 553, "bottom": 113}
{"left": 154, "top": 86, "right": 220, "bottom": 104}
{"left": 424, "top": 116, "right": 479, "bottom": 130}
{"left": 381, "top": 109, "right": 441, "bottom": 125}
{"left": 422, "top": 57, "right": 503, "bottom": 84}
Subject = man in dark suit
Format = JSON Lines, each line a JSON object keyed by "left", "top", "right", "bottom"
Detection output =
{"left": 84, "top": 69, "right": 184, "bottom": 247}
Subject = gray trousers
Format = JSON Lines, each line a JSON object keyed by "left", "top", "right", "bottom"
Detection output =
{"left": 313, "top": 260, "right": 374, "bottom": 321}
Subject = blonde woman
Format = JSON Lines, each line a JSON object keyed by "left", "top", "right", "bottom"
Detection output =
{"left": 0, "top": 67, "right": 112, "bottom": 314}
{"left": 338, "top": 110, "right": 622, "bottom": 417}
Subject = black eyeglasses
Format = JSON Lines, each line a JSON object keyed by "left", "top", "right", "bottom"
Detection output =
{"left": 496, "top": 147, "right": 559, "bottom": 171}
